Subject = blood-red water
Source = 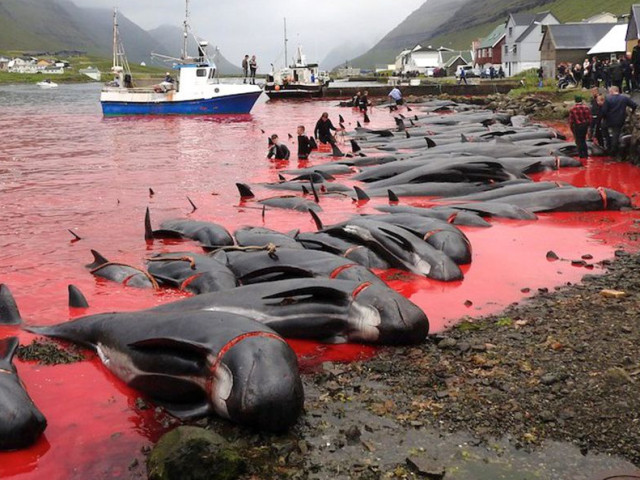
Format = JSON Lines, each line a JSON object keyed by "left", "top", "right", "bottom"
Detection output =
{"left": 1, "top": 84, "right": 639, "bottom": 478}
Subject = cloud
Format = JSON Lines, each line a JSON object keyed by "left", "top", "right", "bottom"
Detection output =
{"left": 71, "top": 0, "right": 424, "bottom": 69}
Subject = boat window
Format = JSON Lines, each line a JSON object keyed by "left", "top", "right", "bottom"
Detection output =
{"left": 197, "top": 69, "right": 207, "bottom": 77}
{"left": 208, "top": 69, "right": 214, "bottom": 79}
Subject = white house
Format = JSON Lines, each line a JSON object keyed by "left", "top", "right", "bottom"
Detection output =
{"left": 7, "top": 57, "right": 38, "bottom": 74}
{"left": 503, "top": 11, "right": 560, "bottom": 76}
{"left": 0, "top": 57, "right": 9, "bottom": 71}
{"left": 394, "top": 49, "right": 412, "bottom": 72}
{"left": 401, "top": 45, "right": 455, "bottom": 75}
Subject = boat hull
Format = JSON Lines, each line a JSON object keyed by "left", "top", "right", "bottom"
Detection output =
{"left": 264, "top": 84, "right": 324, "bottom": 99}
{"left": 101, "top": 91, "right": 262, "bottom": 116}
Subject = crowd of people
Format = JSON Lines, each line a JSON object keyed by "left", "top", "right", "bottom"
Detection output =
{"left": 569, "top": 86, "right": 637, "bottom": 161}
{"left": 556, "top": 51, "right": 637, "bottom": 93}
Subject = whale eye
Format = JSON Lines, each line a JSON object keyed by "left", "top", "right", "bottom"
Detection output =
{"left": 211, "top": 363, "right": 233, "bottom": 419}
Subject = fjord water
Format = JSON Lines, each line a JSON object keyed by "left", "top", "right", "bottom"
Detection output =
{"left": 1, "top": 83, "right": 640, "bottom": 478}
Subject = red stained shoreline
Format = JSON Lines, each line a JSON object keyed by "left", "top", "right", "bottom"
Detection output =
{"left": 0, "top": 91, "right": 639, "bottom": 478}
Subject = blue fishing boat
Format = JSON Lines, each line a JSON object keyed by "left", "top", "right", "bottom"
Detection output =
{"left": 100, "top": 2, "right": 261, "bottom": 116}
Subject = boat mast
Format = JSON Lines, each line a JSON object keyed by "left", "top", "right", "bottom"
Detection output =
{"left": 284, "top": 18, "right": 288, "bottom": 68}
{"left": 182, "top": 0, "right": 190, "bottom": 60}
{"left": 112, "top": 8, "right": 118, "bottom": 69}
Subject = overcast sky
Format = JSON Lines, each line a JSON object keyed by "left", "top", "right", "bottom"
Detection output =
{"left": 72, "top": 0, "right": 425, "bottom": 68}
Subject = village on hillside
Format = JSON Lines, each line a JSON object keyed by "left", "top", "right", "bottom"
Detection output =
{"left": 337, "top": 5, "right": 640, "bottom": 84}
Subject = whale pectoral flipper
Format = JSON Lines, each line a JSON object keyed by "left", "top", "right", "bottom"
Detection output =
{"left": 378, "top": 227, "right": 414, "bottom": 250}
{"left": 129, "top": 337, "right": 210, "bottom": 357}
{"left": 0, "top": 337, "right": 19, "bottom": 365}
{"left": 261, "top": 285, "right": 351, "bottom": 305}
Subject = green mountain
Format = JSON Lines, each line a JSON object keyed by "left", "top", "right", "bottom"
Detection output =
{"left": 0, "top": 0, "right": 165, "bottom": 63}
{"left": 0, "top": 0, "right": 238, "bottom": 72}
{"left": 351, "top": 0, "right": 636, "bottom": 68}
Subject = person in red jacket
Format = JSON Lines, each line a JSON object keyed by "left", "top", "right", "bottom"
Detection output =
{"left": 568, "top": 95, "right": 592, "bottom": 160}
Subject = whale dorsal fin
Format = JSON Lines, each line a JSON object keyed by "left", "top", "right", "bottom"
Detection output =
{"left": 68, "top": 285, "right": 89, "bottom": 308}
{"left": 0, "top": 285, "right": 22, "bottom": 326}
{"left": 86, "top": 250, "right": 109, "bottom": 270}
{"left": 236, "top": 183, "right": 255, "bottom": 199}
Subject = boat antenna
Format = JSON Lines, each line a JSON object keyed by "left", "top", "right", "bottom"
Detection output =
{"left": 182, "top": 0, "right": 190, "bottom": 60}
{"left": 284, "top": 18, "right": 288, "bottom": 68}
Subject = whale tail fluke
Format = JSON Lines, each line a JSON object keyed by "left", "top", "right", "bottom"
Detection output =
{"left": 86, "top": 250, "right": 109, "bottom": 270}
{"left": 0, "top": 285, "right": 22, "bottom": 326}
{"left": 68, "top": 285, "right": 89, "bottom": 309}
{"left": 236, "top": 183, "right": 255, "bottom": 199}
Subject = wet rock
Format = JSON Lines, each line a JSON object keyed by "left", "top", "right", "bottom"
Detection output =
{"left": 147, "top": 426, "right": 245, "bottom": 480}
{"left": 540, "top": 372, "right": 568, "bottom": 386}
{"left": 603, "top": 367, "right": 633, "bottom": 386}
{"left": 344, "top": 425, "right": 361, "bottom": 445}
{"left": 546, "top": 251, "right": 559, "bottom": 261}
{"left": 437, "top": 337, "right": 457, "bottom": 349}
{"left": 406, "top": 455, "right": 446, "bottom": 479}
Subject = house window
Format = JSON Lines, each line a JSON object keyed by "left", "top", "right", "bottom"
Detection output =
{"left": 513, "top": 45, "right": 517, "bottom": 54}
{"left": 509, "top": 27, "right": 513, "bottom": 37}
{"left": 505, "top": 45, "right": 508, "bottom": 55}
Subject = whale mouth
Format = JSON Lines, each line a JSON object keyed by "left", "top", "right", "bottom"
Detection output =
{"left": 349, "top": 303, "right": 381, "bottom": 342}
{"left": 211, "top": 363, "right": 233, "bottom": 419}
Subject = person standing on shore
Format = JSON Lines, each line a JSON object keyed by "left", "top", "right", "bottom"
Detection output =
{"left": 537, "top": 66, "right": 544, "bottom": 87}
{"left": 568, "top": 95, "right": 592, "bottom": 161}
{"left": 601, "top": 86, "right": 638, "bottom": 157}
{"left": 388, "top": 87, "right": 403, "bottom": 111}
{"left": 359, "top": 91, "right": 369, "bottom": 112}
{"left": 242, "top": 55, "right": 249, "bottom": 84}
{"left": 249, "top": 55, "right": 258, "bottom": 85}
{"left": 632, "top": 40, "right": 640, "bottom": 90}
{"left": 458, "top": 67, "right": 467, "bottom": 85}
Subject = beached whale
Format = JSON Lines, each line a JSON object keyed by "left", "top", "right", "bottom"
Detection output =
{"left": 144, "top": 208, "right": 234, "bottom": 249}
{"left": 321, "top": 218, "right": 463, "bottom": 281}
{"left": 149, "top": 279, "right": 429, "bottom": 345}
{"left": 0, "top": 337, "right": 48, "bottom": 450}
{"left": 146, "top": 252, "right": 238, "bottom": 294}
{"left": 236, "top": 183, "right": 323, "bottom": 213}
{"left": 27, "top": 310, "right": 304, "bottom": 432}
{"left": 0, "top": 286, "right": 47, "bottom": 450}
{"left": 222, "top": 248, "right": 385, "bottom": 286}
{"left": 86, "top": 250, "right": 157, "bottom": 289}
{"left": 234, "top": 226, "right": 303, "bottom": 249}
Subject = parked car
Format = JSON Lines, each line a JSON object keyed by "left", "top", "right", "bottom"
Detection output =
{"left": 455, "top": 66, "right": 480, "bottom": 78}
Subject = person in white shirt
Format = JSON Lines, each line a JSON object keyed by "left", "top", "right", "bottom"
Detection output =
{"left": 388, "top": 87, "right": 403, "bottom": 111}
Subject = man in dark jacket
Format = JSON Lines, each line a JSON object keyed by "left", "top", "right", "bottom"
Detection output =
{"left": 297, "top": 125, "right": 315, "bottom": 160}
{"left": 314, "top": 112, "right": 342, "bottom": 146}
{"left": 601, "top": 86, "right": 638, "bottom": 157}
{"left": 267, "top": 134, "right": 291, "bottom": 160}
{"left": 631, "top": 40, "right": 640, "bottom": 90}
{"left": 608, "top": 59, "right": 623, "bottom": 92}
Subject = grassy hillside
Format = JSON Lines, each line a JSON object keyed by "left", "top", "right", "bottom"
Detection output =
{"left": 431, "top": 0, "right": 636, "bottom": 50}
{"left": 0, "top": 0, "right": 171, "bottom": 64}
{"left": 350, "top": 0, "right": 472, "bottom": 68}
{"left": 353, "top": 0, "right": 636, "bottom": 67}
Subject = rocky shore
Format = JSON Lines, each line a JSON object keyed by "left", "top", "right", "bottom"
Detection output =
{"left": 138, "top": 246, "right": 640, "bottom": 480}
